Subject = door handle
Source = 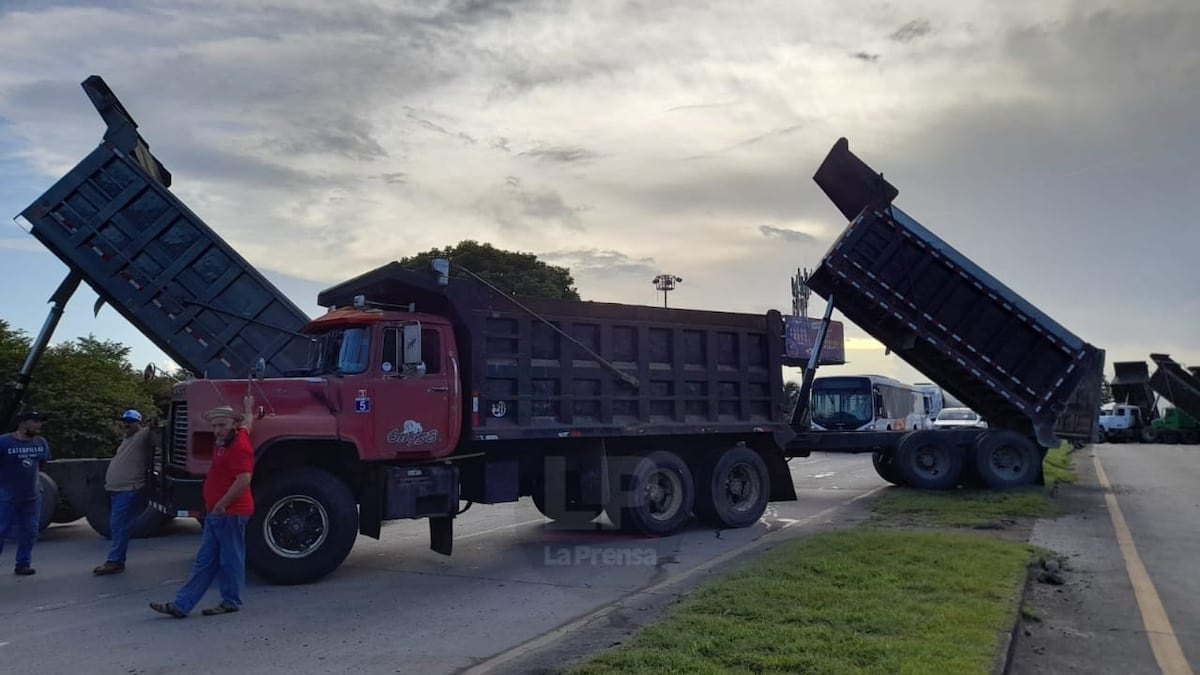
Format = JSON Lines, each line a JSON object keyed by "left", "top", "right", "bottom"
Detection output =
{"left": 428, "top": 386, "right": 449, "bottom": 392}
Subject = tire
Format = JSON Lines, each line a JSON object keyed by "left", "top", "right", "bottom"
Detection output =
{"left": 38, "top": 473, "right": 59, "bottom": 532}
{"left": 896, "top": 432, "right": 963, "bottom": 490}
{"left": 84, "top": 482, "right": 175, "bottom": 539}
{"left": 693, "top": 446, "right": 770, "bottom": 529}
{"left": 604, "top": 450, "right": 694, "bottom": 536}
{"left": 1140, "top": 427, "right": 1158, "bottom": 443}
{"left": 973, "top": 431, "right": 1040, "bottom": 489}
{"left": 871, "top": 451, "right": 905, "bottom": 486}
{"left": 247, "top": 467, "right": 359, "bottom": 585}
{"left": 1158, "top": 430, "right": 1179, "bottom": 444}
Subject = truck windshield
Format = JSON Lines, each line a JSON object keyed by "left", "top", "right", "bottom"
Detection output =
{"left": 309, "top": 327, "right": 371, "bottom": 375}
{"left": 811, "top": 381, "right": 872, "bottom": 429}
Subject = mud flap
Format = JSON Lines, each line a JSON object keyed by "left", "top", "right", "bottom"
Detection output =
{"left": 429, "top": 516, "right": 453, "bottom": 556}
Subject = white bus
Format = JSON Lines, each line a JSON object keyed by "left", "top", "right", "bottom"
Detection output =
{"left": 810, "top": 375, "right": 927, "bottom": 432}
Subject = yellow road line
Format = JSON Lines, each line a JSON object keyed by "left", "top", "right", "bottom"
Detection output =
{"left": 1093, "top": 453, "right": 1194, "bottom": 675}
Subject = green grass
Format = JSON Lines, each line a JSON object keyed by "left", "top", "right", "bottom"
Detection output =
{"left": 1043, "top": 443, "right": 1077, "bottom": 486}
{"left": 872, "top": 487, "right": 1058, "bottom": 527}
{"left": 568, "top": 529, "right": 1035, "bottom": 675}
{"left": 872, "top": 444, "right": 1078, "bottom": 527}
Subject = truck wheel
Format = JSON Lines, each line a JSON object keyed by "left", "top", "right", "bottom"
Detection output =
{"left": 973, "top": 431, "right": 1040, "bottom": 489}
{"left": 1181, "top": 430, "right": 1199, "bottom": 445}
{"left": 896, "top": 432, "right": 963, "bottom": 490}
{"left": 1139, "top": 427, "right": 1158, "bottom": 443}
{"left": 693, "top": 446, "right": 770, "bottom": 529}
{"left": 605, "top": 450, "right": 694, "bottom": 536}
{"left": 38, "top": 473, "right": 59, "bottom": 532}
{"left": 84, "top": 483, "right": 174, "bottom": 539}
{"left": 871, "top": 451, "right": 905, "bottom": 486}
{"left": 247, "top": 467, "right": 359, "bottom": 585}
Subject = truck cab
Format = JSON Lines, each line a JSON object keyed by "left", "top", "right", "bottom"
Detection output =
{"left": 1098, "top": 403, "right": 1155, "bottom": 443}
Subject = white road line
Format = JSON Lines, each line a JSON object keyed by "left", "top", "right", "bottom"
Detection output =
{"left": 0, "top": 642, "right": 10, "bottom": 648}
{"left": 457, "top": 518, "right": 547, "bottom": 541}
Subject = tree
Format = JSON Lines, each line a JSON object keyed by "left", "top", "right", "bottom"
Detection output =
{"left": 397, "top": 240, "right": 581, "bottom": 300}
{"left": 1100, "top": 374, "right": 1114, "bottom": 405}
{"left": 1, "top": 321, "right": 161, "bottom": 458}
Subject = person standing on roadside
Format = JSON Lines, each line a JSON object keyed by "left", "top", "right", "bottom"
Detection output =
{"left": 0, "top": 411, "right": 53, "bottom": 576}
{"left": 150, "top": 395, "right": 254, "bottom": 618}
{"left": 93, "top": 409, "right": 158, "bottom": 576}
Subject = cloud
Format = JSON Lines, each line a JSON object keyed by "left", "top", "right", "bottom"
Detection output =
{"left": 473, "top": 177, "right": 586, "bottom": 232}
{"left": 1, "top": 0, "right": 1199, "bottom": 381}
{"left": 538, "top": 248, "right": 657, "bottom": 279}
{"left": 759, "top": 225, "right": 817, "bottom": 244}
{"left": 518, "top": 145, "right": 600, "bottom": 164}
{"left": 890, "top": 19, "right": 932, "bottom": 43}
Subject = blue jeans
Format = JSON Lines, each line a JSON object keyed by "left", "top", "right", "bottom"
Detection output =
{"left": 173, "top": 514, "right": 249, "bottom": 613}
{"left": 0, "top": 496, "right": 41, "bottom": 569}
{"left": 107, "top": 490, "right": 141, "bottom": 564}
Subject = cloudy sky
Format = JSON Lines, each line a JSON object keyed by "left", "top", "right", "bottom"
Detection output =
{"left": 1, "top": 0, "right": 1197, "bottom": 390}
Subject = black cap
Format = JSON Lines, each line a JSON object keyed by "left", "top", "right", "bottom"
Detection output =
{"left": 16, "top": 410, "right": 47, "bottom": 423}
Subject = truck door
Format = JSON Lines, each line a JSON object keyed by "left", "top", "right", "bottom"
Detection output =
{"left": 374, "top": 323, "right": 454, "bottom": 458}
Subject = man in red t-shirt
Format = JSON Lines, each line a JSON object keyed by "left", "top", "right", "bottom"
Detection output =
{"left": 151, "top": 396, "right": 255, "bottom": 618}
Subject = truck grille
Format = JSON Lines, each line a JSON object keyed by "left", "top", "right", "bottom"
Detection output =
{"left": 169, "top": 402, "right": 189, "bottom": 468}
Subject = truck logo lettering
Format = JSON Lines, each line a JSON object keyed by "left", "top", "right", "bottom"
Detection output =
{"left": 491, "top": 401, "right": 508, "bottom": 418}
{"left": 387, "top": 419, "right": 439, "bottom": 446}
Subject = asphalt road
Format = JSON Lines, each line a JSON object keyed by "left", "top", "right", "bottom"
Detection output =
{"left": 1093, "top": 443, "right": 1200, "bottom": 671}
{"left": 0, "top": 451, "right": 885, "bottom": 674}
{"left": 1012, "top": 443, "right": 1200, "bottom": 675}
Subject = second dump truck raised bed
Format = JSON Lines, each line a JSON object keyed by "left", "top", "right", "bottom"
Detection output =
{"left": 789, "top": 138, "right": 1104, "bottom": 490}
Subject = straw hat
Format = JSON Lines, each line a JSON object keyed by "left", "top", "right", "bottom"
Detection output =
{"left": 202, "top": 405, "right": 244, "bottom": 423}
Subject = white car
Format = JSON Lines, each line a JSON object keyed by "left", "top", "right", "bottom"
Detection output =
{"left": 932, "top": 407, "right": 988, "bottom": 429}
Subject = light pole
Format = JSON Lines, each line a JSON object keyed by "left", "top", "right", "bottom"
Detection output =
{"left": 652, "top": 274, "right": 683, "bottom": 308}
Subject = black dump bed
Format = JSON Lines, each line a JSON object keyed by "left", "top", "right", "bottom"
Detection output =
{"left": 317, "top": 263, "right": 793, "bottom": 447}
{"left": 805, "top": 138, "right": 1104, "bottom": 448}
{"left": 1148, "top": 354, "right": 1200, "bottom": 421}
{"left": 18, "top": 76, "right": 312, "bottom": 379}
{"left": 1109, "top": 361, "right": 1158, "bottom": 420}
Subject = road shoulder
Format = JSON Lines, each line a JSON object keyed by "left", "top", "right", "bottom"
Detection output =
{"left": 1008, "top": 447, "right": 1159, "bottom": 674}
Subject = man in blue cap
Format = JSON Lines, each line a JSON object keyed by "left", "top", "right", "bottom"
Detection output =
{"left": 0, "top": 410, "right": 52, "bottom": 575}
{"left": 93, "top": 408, "right": 159, "bottom": 576}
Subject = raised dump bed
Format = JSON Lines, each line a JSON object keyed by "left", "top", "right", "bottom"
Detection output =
{"left": 18, "top": 76, "right": 312, "bottom": 379}
{"left": 791, "top": 138, "right": 1104, "bottom": 490}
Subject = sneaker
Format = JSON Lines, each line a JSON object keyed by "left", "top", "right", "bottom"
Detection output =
{"left": 93, "top": 561, "right": 126, "bottom": 576}
{"left": 14, "top": 566, "right": 35, "bottom": 576}
{"left": 149, "top": 601, "right": 187, "bottom": 618}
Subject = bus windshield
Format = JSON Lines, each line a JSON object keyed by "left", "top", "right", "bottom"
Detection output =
{"left": 811, "top": 379, "right": 872, "bottom": 430}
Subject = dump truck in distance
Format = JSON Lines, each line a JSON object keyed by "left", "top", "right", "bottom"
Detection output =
{"left": 790, "top": 138, "right": 1104, "bottom": 490}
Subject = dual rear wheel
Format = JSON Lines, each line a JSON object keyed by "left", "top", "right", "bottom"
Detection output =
{"left": 875, "top": 430, "right": 1042, "bottom": 490}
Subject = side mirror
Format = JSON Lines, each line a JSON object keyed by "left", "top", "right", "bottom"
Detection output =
{"left": 252, "top": 356, "right": 267, "bottom": 381}
{"left": 402, "top": 323, "right": 425, "bottom": 376}
{"left": 143, "top": 363, "right": 157, "bottom": 382}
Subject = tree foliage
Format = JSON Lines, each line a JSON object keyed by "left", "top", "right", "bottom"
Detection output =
{"left": 1100, "top": 374, "right": 1114, "bottom": 405}
{"left": 397, "top": 240, "right": 581, "bottom": 301}
{"left": 1, "top": 320, "right": 172, "bottom": 459}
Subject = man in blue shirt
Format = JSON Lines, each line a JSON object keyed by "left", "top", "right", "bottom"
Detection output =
{"left": 1, "top": 410, "right": 53, "bottom": 575}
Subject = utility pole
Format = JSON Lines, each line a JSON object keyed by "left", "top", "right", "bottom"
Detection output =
{"left": 652, "top": 274, "right": 683, "bottom": 308}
